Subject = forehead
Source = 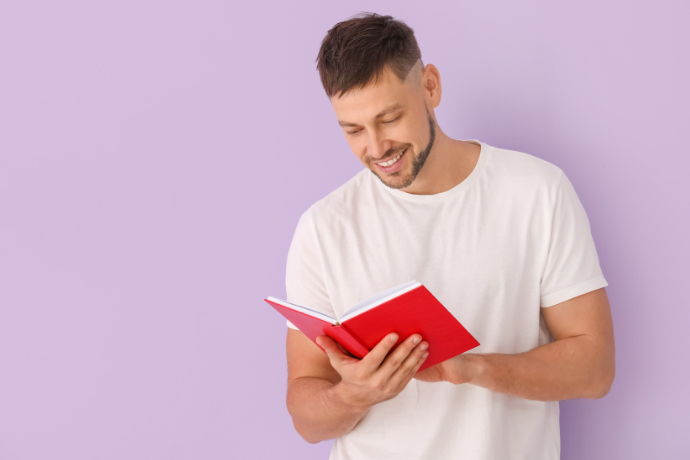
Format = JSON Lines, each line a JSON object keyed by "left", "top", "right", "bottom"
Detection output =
{"left": 330, "top": 67, "right": 413, "bottom": 122}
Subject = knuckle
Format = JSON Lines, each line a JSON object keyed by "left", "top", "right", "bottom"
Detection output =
{"left": 353, "top": 369, "right": 368, "bottom": 382}
{"left": 371, "top": 378, "right": 385, "bottom": 391}
{"left": 400, "top": 362, "right": 415, "bottom": 374}
{"left": 383, "top": 343, "right": 397, "bottom": 354}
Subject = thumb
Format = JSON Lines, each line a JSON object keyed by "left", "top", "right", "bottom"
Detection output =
{"left": 316, "top": 335, "right": 349, "bottom": 363}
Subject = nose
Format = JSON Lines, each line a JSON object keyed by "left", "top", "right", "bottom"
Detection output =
{"left": 366, "top": 131, "right": 392, "bottom": 160}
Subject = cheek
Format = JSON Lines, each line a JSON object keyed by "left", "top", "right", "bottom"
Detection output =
{"left": 411, "top": 119, "right": 430, "bottom": 148}
{"left": 346, "top": 137, "right": 368, "bottom": 162}
{"left": 393, "top": 121, "right": 419, "bottom": 148}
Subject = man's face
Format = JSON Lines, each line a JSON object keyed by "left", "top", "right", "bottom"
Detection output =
{"left": 330, "top": 65, "right": 436, "bottom": 190}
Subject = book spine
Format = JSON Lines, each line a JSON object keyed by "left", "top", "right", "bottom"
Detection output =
{"left": 325, "top": 324, "right": 370, "bottom": 359}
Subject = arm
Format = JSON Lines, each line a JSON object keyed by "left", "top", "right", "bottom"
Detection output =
{"left": 286, "top": 328, "right": 429, "bottom": 443}
{"left": 415, "top": 288, "right": 615, "bottom": 401}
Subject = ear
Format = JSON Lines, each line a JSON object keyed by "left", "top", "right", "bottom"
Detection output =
{"left": 421, "top": 64, "right": 442, "bottom": 109}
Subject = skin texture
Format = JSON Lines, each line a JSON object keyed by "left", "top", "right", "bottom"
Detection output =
{"left": 286, "top": 61, "right": 616, "bottom": 444}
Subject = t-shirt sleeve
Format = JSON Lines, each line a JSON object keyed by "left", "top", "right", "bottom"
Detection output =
{"left": 540, "top": 171, "right": 608, "bottom": 308}
{"left": 284, "top": 207, "right": 334, "bottom": 329}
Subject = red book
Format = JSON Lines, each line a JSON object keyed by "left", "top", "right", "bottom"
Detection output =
{"left": 265, "top": 280, "right": 480, "bottom": 372}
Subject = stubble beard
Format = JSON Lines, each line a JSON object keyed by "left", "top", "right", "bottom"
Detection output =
{"left": 370, "top": 109, "right": 437, "bottom": 190}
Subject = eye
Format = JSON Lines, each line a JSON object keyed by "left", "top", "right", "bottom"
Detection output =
{"left": 384, "top": 116, "right": 400, "bottom": 125}
{"left": 347, "top": 129, "right": 361, "bottom": 135}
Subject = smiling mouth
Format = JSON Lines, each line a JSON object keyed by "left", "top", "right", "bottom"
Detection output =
{"left": 375, "top": 148, "right": 407, "bottom": 168}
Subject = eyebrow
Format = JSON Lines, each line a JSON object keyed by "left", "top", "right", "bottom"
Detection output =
{"left": 337, "top": 103, "right": 403, "bottom": 127}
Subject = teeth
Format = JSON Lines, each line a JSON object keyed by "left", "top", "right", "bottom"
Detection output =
{"left": 379, "top": 149, "right": 405, "bottom": 167}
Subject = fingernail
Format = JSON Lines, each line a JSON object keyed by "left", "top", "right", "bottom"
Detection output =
{"left": 390, "top": 334, "right": 399, "bottom": 342}
{"left": 422, "top": 352, "right": 429, "bottom": 359}
{"left": 420, "top": 343, "right": 428, "bottom": 351}
{"left": 412, "top": 336, "right": 421, "bottom": 344}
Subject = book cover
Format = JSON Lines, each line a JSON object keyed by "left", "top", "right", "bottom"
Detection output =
{"left": 265, "top": 282, "right": 480, "bottom": 372}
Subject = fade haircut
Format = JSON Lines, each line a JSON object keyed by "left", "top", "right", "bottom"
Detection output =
{"left": 316, "top": 13, "right": 423, "bottom": 99}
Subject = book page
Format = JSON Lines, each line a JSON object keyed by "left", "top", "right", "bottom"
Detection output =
{"left": 266, "top": 296, "right": 337, "bottom": 324}
{"left": 339, "top": 280, "right": 421, "bottom": 323}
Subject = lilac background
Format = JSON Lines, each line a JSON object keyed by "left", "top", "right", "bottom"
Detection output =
{"left": 1, "top": 0, "right": 688, "bottom": 458}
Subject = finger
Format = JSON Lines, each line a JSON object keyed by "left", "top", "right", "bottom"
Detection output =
{"left": 390, "top": 341, "right": 429, "bottom": 384}
{"left": 394, "top": 349, "right": 430, "bottom": 391}
{"left": 316, "top": 335, "right": 351, "bottom": 367}
{"left": 335, "top": 342, "right": 358, "bottom": 358}
{"left": 375, "top": 334, "right": 423, "bottom": 378}
{"left": 407, "top": 349, "right": 430, "bottom": 379}
{"left": 360, "top": 332, "right": 400, "bottom": 371}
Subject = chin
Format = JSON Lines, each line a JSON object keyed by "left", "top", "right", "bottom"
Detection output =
{"left": 374, "top": 170, "right": 415, "bottom": 190}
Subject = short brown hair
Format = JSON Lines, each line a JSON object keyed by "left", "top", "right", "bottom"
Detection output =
{"left": 316, "top": 13, "right": 422, "bottom": 98}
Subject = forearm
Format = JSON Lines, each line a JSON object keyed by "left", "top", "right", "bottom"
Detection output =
{"left": 286, "top": 377, "right": 370, "bottom": 444}
{"left": 466, "top": 335, "right": 614, "bottom": 401}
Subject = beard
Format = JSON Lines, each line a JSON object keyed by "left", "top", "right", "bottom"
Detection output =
{"left": 368, "top": 108, "right": 437, "bottom": 190}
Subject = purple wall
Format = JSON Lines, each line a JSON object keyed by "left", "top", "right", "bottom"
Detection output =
{"left": 1, "top": 1, "right": 688, "bottom": 458}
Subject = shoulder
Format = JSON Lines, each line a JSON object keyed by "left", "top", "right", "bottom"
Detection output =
{"left": 484, "top": 143, "right": 566, "bottom": 200}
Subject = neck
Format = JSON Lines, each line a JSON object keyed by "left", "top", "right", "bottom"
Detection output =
{"left": 400, "top": 126, "right": 481, "bottom": 195}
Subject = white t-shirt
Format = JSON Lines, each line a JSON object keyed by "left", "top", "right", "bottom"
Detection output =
{"left": 285, "top": 139, "right": 608, "bottom": 460}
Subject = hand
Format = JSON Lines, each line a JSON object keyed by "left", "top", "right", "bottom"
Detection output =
{"left": 316, "top": 333, "right": 429, "bottom": 409}
{"left": 414, "top": 354, "right": 479, "bottom": 385}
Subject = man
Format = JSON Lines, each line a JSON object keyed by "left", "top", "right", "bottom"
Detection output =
{"left": 283, "top": 12, "right": 615, "bottom": 460}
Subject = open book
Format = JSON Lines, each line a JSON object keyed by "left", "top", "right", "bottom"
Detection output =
{"left": 265, "top": 280, "right": 479, "bottom": 372}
